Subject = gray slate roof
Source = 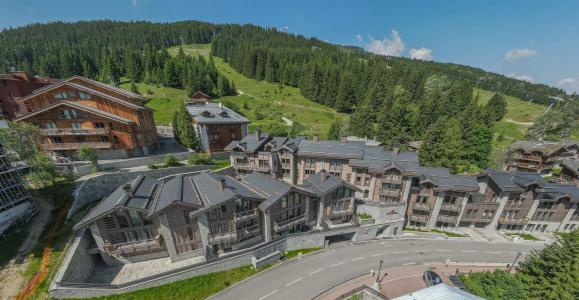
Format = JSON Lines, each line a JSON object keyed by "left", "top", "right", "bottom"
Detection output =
{"left": 562, "top": 160, "right": 579, "bottom": 176}
{"left": 239, "top": 172, "right": 296, "bottom": 210}
{"left": 392, "top": 284, "right": 484, "bottom": 300}
{"left": 74, "top": 176, "right": 159, "bottom": 229}
{"left": 225, "top": 132, "right": 271, "bottom": 153}
{"left": 482, "top": 168, "right": 546, "bottom": 192}
{"left": 509, "top": 141, "right": 579, "bottom": 156}
{"left": 300, "top": 171, "right": 361, "bottom": 197}
{"left": 186, "top": 102, "right": 249, "bottom": 125}
{"left": 148, "top": 175, "right": 202, "bottom": 217}
{"left": 419, "top": 167, "right": 479, "bottom": 192}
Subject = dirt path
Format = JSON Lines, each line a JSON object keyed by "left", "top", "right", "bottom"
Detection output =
{"left": 504, "top": 118, "right": 534, "bottom": 126}
{"left": 0, "top": 199, "right": 54, "bottom": 299}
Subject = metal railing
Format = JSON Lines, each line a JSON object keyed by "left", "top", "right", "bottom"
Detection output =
{"left": 437, "top": 215, "right": 458, "bottom": 223}
{"left": 498, "top": 216, "right": 529, "bottom": 225}
{"left": 413, "top": 203, "right": 430, "bottom": 211}
{"left": 41, "top": 142, "right": 112, "bottom": 151}
{"left": 410, "top": 215, "right": 429, "bottom": 222}
{"left": 40, "top": 128, "right": 109, "bottom": 136}
{"left": 207, "top": 231, "right": 237, "bottom": 244}
{"left": 440, "top": 203, "right": 461, "bottom": 212}
{"left": 329, "top": 206, "right": 354, "bottom": 218}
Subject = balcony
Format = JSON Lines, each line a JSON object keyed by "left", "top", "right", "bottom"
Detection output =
{"left": 207, "top": 231, "right": 237, "bottom": 245}
{"left": 498, "top": 216, "right": 529, "bottom": 225}
{"left": 329, "top": 206, "right": 354, "bottom": 219}
{"left": 382, "top": 175, "right": 403, "bottom": 183}
{"left": 440, "top": 203, "right": 461, "bottom": 212}
{"left": 40, "top": 128, "right": 109, "bottom": 136}
{"left": 41, "top": 142, "right": 112, "bottom": 151}
{"left": 515, "top": 162, "right": 540, "bottom": 170}
{"left": 273, "top": 214, "right": 306, "bottom": 232}
{"left": 380, "top": 189, "right": 401, "bottom": 196}
{"left": 413, "top": 203, "right": 431, "bottom": 211}
{"left": 511, "top": 154, "right": 542, "bottom": 162}
{"left": 437, "top": 215, "right": 458, "bottom": 223}
{"left": 234, "top": 208, "right": 259, "bottom": 223}
{"left": 105, "top": 238, "right": 163, "bottom": 257}
{"left": 460, "top": 216, "right": 493, "bottom": 223}
{"left": 410, "top": 215, "right": 429, "bottom": 223}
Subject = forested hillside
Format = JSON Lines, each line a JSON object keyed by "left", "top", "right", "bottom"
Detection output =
{"left": 1, "top": 20, "right": 575, "bottom": 172}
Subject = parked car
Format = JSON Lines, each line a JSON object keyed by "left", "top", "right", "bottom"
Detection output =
{"left": 423, "top": 270, "right": 443, "bottom": 287}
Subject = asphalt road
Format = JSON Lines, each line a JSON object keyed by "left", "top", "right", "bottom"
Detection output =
{"left": 210, "top": 239, "right": 545, "bottom": 300}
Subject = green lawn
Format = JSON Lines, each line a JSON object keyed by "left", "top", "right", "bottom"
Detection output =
{"left": 167, "top": 44, "right": 345, "bottom": 138}
{"left": 282, "top": 247, "right": 321, "bottom": 260}
{"left": 507, "top": 233, "right": 541, "bottom": 241}
{"left": 90, "top": 264, "right": 273, "bottom": 300}
{"left": 475, "top": 88, "right": 547, "bottom": 123}
{"left": 118, "top": 79, "right": 189, "bottom": 125}
{"left": 404, "top": 228, "right": 466, "bottom": 238}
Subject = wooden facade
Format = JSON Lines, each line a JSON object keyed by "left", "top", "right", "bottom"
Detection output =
{"left": 15, "top": 76, "right": 158, "bottom": 158}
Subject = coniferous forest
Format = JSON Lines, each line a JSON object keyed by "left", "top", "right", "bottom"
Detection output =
{"left": 1, "top": 20, "right": 576, "bottom": 172}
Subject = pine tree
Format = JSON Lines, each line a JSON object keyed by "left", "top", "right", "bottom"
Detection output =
{"left": 163, "top": 60, "right": 180, "bottom": 88}
{"left": 486, "top": 93, "right": 507, "bottom": 121}
{"left": 377, "top": 86, "right": 415, "bottom": 149}
{"left": 327, "top": 119, "right": 342, "bottom": 140}
{"left": 176, "top": 102, "right": 199, "bottom": 150}
{"left": 349, "top": 102, "right": 375, "bottom": 138}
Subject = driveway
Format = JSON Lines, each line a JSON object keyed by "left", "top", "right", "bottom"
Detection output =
{"left": 210, "top": 239, "right": 544, "bottom": 300}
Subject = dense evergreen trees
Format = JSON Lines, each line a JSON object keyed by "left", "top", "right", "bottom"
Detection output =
{"left": 173, "top": 102, "right": 199, "bottom": 150}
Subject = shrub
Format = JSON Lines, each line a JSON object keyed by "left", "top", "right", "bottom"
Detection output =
{"left": 77, "top": 146, "right": 100, "bottom": 173}
{"left": 188, "top": 153, "right": 214, "bottom": 165}
{"left": 148, "top": 163, "right": 158, "bottom": 169}
{"left": 163, "top": 154, "right": 180, "bottom": 167}
{"left": 357, "top": 212, "right": 372, "bottom": 220}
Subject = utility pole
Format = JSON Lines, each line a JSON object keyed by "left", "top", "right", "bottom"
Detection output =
{"left": 508, "top": 251, "right": 522, "bottom": 272}
{"left": 373, "top": 260, "right": 388, "bottom": 290}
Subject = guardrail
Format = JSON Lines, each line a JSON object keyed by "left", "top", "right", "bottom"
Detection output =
{"left": 41, "top": 142, "right": 112, "bottom": 151}
{"left": 40, "top": 128, "right": 109, "bottom": 136}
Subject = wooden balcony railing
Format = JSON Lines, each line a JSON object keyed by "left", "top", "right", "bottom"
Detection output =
{"left": 413, "top": 203, "right": 431, "bottom": 211}
{"left": 273, "top": 214, "right": 306, "bottom": 232}
{"left": 207, "top": 231, "right": 237, "bottom": 245}
{"left": 40, "top": 128, "right": 109, "bottom": 136}
{"left": 104, "top": 237, "right": 163, "bottom": 256}
{"left": 498, "top": 216, "right": 529, "bottom": 225}
{"left": 41, "top": 142, "right": 112, "bottom": 151}
{"left": 410, "top": 215, "right": 429, "bottom": 223}
{"left": 234, "top": 208, "right": 259, "bottom": 223}
{"left": 511, "top": 154, "right": 542, "bottom": 162}
{"left": 437, "top": 215, "right": 458, "bottom": 223}
{"left": 440, "top": 203, "right": 461, "bottom": 212}
{"left": 380, "top": 189, "right": 400, "bottom": 196}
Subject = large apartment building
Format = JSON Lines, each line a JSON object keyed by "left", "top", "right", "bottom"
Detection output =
{"left": 14, "top": 76, "right": 159, "bottom": 159}
{"left": 73, "top": 170, "right": 385, "bottom": 266}
{"left": 504, "top": 140, "right": 579, "bottom": 174}
{"left": 226, "top": 133, "right": 579, "bottom": 234}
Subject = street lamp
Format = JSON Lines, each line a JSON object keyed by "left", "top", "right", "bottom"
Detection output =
{"left": 508, "top": 251, "right": 522, "bottom": 272}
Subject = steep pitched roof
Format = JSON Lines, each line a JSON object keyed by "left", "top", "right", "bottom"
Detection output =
{"left": 562, "top": 160, "right": 579, "bottom": 176}
{"left": 509, "top": 141, "right": 579, "bottom": 156}
{"left": 14, "top": 100, "right": 135, "bottom": 124}
{"left": 225, "top": 132, "right": 271, "bottom": 153}
{"left": 74, "top": 176, "right": 160, "bottom": 229}
{"left": 66, "top": 76, "right": 147, "bottom": 101}
{"left": 186, "top": 102, "right": 248, "bottom": 125}
{"left": 21, "top": 81, "right": 152, "bottom": 111}
{"left": 300, "top": 170, "right": 361, "bottom": 197}
{"left": 148, "top": 175, "right": 203, "bottom": 217}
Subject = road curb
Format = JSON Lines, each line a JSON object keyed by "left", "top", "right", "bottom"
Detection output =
{"left": 206, "top": 248, "right": 326, "bottom": 299}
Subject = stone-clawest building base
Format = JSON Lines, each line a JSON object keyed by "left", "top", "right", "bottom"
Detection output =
{"left": 50, "top": 220, "right": 403, "bottom": 299}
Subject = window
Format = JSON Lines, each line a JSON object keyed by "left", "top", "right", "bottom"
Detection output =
{"left": 330, "top": 160, "right": 342, "bottom": 169}
{"left": 79, "top": 92, "right": 92, "bottom": 99}
{"left": 94, "top": 122, "right": 105, "bottom": 128}
{"left": 382, "top": 182, "right": 401, "bottom": 190}
{"left": 52, "top": 137, "right": 63, "bottom": 144}
{"left": 346, "top": 173, "right": 351, "bottom": 182}
{"left": 109, "top": 122, "right": 114, "bottom": 129}
{"left": 381, "top": 195, "right": 400, "bottom": 203}
{"left": 443, "top": 192, "right": 460, "bottom": 205}
{"left": 44, "top": 122, "right": 57, "bottom": 129}
{"left": 184, "top": 211, "right": 191, "bottom": 224}
{"left": 71, "top": 122, "right": 82, "bottom": 129}
{"left": 283, "top": 169, "right": 290, "bottom": 178}
{"left": 305, "top": 169, "right": 315, "bottom": 175}
{"left": 417, "top": 196, "right": 428, "bottom": 204}
{"left": 113, "top": 136, "right": 120, "bottom": 144}
{"left": 128, "top": 211, "right": 141, "bottom": 227}
{"left": 115, "top": 212, "right": 130, "bottom": 228}
{"left": 258, "top": 159, "right": 269, "bottom": 167}
{"left": 282, "top": 197, "right": 287, "bottom": 208}
{"left": 363, "top": 190, "right": 369, "bottom": 199}
{"left": 100, "top": 136, "right": 109, "bottom": 143}
{"left": 76, "top": 136, "right": 86, "bottom": 143}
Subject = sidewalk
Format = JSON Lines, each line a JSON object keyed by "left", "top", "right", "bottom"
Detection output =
{"left": 317, "top": 263, "right": 506, "bottom": 300}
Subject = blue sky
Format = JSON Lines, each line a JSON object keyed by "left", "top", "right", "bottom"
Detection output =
{"left": 2, "top": 0, "right": 579, "bottom": 93}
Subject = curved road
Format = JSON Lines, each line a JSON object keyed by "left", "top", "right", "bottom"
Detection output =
{"left": 210, "top": 239, "right": 545, "bottom": 300}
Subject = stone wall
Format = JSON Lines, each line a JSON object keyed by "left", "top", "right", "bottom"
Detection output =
{"left": 53, "top": 229, "right": 99, "bottom": 284}
{"left": 74, "top": 151, "right": 193, "bottom": 177}
{"left": 68, "top": 165, "right": 213, "bottom": 218}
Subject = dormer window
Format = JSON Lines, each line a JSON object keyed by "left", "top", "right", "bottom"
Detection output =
{"left": 53, "top": 91, "right": 77, "bottom": 100}
{"left": 219, "top": 111, "right": 229, "bottom": 118}
{"left": 201, "top": 111, "right": 213, "bottom": 118}
{"left": 79, "top": 92, "right": 92, "bottom": 99}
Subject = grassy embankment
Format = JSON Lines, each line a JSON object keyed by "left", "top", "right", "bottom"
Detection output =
{"left": 475, "top": 88, "right": 547, "bottom": 167}
{"left": 121, "top": 43, "right": 344, "bottom": 139}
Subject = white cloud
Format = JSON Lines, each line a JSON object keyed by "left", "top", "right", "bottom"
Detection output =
{"left": 504, "top": 48, "right": 538, "bottom": 61}
{"left": 355, "top": 34, "right": 364, "bottom": 42}
{"left": 507, "top": 73, "right": 534, "bottom": 83}
{"left": 132, "top": 0, "right": 139, "bottom": 7}
{"left": 366, "top": 30, "right": 405, "bottom": 57}
{"left": 409, "top": 47, "right": 434, "bottom": 61}
{"left": 557, "top": 78, "right": 576, "bottom": 87}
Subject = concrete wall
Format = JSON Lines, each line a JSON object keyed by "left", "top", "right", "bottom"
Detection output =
{"left": 53, "top": 229, "right": 99, "bottom": 284}
{"left": 74, "top": 151, "right": 193, "bottom": 177}
{"left": 68, "top": 165, "right": 213, "bottom": 218}
{"left": 356, "top": 202, "right": 406, "bottom": 223}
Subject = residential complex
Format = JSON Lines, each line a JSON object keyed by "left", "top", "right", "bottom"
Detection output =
{"left": 227, "top": 133, "right": 579, "bottom": 234}
{"left": 186, "top": 101, "right": 248, "bottom": 153}
{"left": 73, "top": 170, "right": 386, "bottom": 266}
{"left": 504, "top": 140, "right": 579, "bottom": 174}
{"left": 14, "top": 76, "right": 159, "bottom": 159}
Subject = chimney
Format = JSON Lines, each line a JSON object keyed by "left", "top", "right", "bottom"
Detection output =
{"left": 340, "top": 136, "right": 348, "bottom": 144}
{"left": 312, "top": 135, "right": 319, "bottom": 143}
{"left": 255, "top": 128, "right": 261, "bottom": 141}
{"left": 219, "top": 178, "right": 226, "bottom": 190}
{"left": 320, "top": 169, "right": 328, "bottom": 182}
{"left": 122, "top": 183, "right": 132, "bottom": 197}
{"left": 218, "top": 102, "right": 223, "bottom": 109}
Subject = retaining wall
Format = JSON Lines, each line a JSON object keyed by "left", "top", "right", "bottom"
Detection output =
{"left": 68, "top": 165, "right": 213, "bottom": 218}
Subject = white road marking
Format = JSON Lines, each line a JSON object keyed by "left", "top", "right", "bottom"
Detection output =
{"left": 486, "top": 251, "right": 503, "bottom": 254}
{"left": 437, "top": 250, "right": 451, "bottom": 252}
{"left": 372, "top": 253, "right": 386, "bottom": 257}
{"left": 286, "top": 277, "right": 303, "bottom": 286}
{"left": 351, "top": 257, "right": 366, "bottom": 262}
{"left": 258, "top": 289, "right": 279, "bottom": 300}
{"left": 393, "top": 251, "right": 408, "bottom": 254}
{"left": 330, "top": 261, "right": 346, "bottom": 267}
{"left": 461, "top": 250, "right": 478, "bottom": 253}
{"left": 308, "top": 268, "right": 324, "bottom": 275}
{"left": 402, "top": 262, "right": 416, "bottom": 266}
